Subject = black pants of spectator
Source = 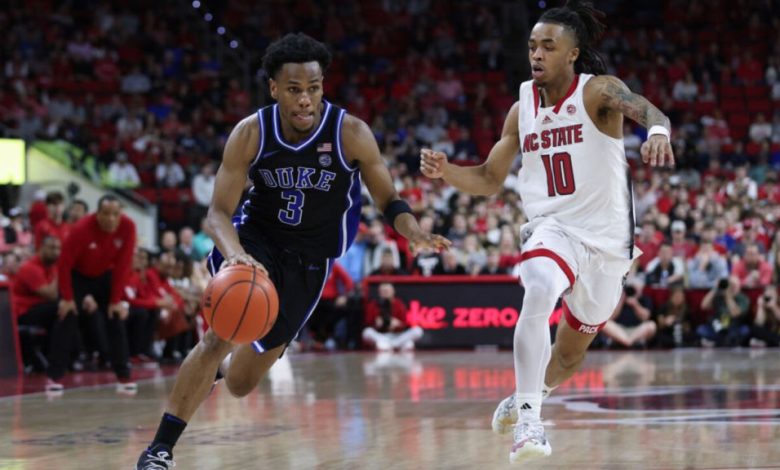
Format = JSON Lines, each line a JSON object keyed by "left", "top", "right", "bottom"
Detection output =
{"left": 127, "top": 307, "right": 159, "bottom": 357}
{"left": 17, "top": 302, "right": 78, "bottom": 380}
{"left": 72, "top": 270, "right": 130, "bottom": 379}
{"left": 751, "top": 325, "right": 780, "bottom": 347}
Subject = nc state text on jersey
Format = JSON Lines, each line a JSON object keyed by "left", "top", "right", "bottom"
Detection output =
{"left": 522, "top": 124, "right": 584, "bottom": 153}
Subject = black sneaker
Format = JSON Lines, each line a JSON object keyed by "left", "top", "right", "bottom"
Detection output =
{"left": 135, "top": 444, "right": 175, "bottom": 469}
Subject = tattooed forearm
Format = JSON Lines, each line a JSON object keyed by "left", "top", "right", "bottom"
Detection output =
{"left": 599, "top": 76, "right": 670, "bottom": 130}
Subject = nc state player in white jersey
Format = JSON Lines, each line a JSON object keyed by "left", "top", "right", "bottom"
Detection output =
{"left": 421, "top": 0, "right": 674, "bottom": 464}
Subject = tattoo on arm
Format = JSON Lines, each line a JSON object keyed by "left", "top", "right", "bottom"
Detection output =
{"left": 600, "top": 76, "right": 670, "bottom": 130}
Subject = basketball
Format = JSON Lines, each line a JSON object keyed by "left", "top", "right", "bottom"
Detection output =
{"left": 202, "top": 265, "right": 279, "bottom": 344}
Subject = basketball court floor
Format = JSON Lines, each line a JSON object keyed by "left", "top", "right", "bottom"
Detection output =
{"left": 1, "top": 349, "right": 779, "bottom": 469}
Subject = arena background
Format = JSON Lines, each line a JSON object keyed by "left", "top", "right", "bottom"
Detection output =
{"left": 0, "top": 0, "right": 779, "bottom": 381}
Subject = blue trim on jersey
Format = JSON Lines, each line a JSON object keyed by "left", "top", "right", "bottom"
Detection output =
{"left": 337, "top": 171, "right": 362, "bottom": 257}
{"left": 252, "top": 340, "right": 266, "bottom": 353}
{"left": 334, "top": 109, "right": 357, "bottom": 172}
{"left": 249, "top": 107, "right": 266, "bottom": 167}
{"left": 272, "top": 101, "right": 332, "bottom": 152}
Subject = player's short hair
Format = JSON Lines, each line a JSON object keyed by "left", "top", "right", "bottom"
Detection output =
{"left": 97, "top": 194, "right": 121, "bottom": 210}
{"left": 538, "top": 0, "right": 607, "bottom": 75}
{"left": 262, "top": 33, "right": 332, "bottom": 80}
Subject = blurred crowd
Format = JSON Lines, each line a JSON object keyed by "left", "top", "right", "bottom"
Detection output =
{"left": 1, "top": 0, "right": 780, "bottom": 381}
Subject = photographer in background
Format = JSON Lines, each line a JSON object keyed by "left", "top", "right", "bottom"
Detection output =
{"left": 600, "top": 278, "right": 657, "bottom": 348}
{"left": 362, "top": 282, "right": 423, "bottom": 352}
{"left": 697, "top": 276, "right": 751, "bottom": 347}
{"left": 749, "top": 285, "right": 780, "bottom": 347}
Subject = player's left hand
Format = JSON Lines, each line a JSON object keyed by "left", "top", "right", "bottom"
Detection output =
{"left": 641, "top": 134, "right": 675, "bottom": 168}
{"left": 408, "top": 233, "right": 452, "bottom": 255}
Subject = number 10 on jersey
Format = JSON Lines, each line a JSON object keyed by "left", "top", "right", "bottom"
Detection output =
{"left": 541, "top": 152, "right": 575, "bottom": 197}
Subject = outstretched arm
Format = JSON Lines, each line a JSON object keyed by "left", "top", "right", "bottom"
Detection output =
{"left": 420, "top": 102, "right": 520, "bottom": 196}
{"left": 343, "top": 115, "right": 451, "bottom": 253}
{"left": 591, "top": 75, "right": 674, "bottom": 168}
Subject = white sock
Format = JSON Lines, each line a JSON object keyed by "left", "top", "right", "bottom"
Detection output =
{"left": 515, "top": 393, "right": 543, "bottom": 422}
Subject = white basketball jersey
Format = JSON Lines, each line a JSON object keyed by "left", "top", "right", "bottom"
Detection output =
{"left": 517, "top": 73, "right": 635, "bottom": 260}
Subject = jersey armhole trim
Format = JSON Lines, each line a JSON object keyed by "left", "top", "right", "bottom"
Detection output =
{"left": 335, "top": 109, "right": 359, "bottom": 172}
{"left": 249, "top": 108, "right": 266, "bottom": 168}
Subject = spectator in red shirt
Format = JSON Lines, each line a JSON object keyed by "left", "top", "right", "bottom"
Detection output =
{"left": 34, "top": 191, "right": 71, "bottom": 249}
{"left": 124, "top": 247, "right": 179, "bottom": 364}
{"left": 58, "top": 195, "right": 137, "bottom": 391}
{"left": 362, "top": 282, "right": 423, "bottom": 351}
{"left": 13, "top": 236, "right": 77, "bottom": 392}
{"left": 308, "top": 262, "right": 355, "bottom": 350}
{"left": 66, "top": 199, "right": 89, "bottom": 224}
{"left": 670, "top": 220, "right": 697, "bottom": 259}
{"left": 731, "top": 243, "right": 773, "bottom": 289}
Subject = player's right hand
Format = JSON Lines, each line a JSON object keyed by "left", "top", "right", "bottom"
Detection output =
{"left": 221, "top": 252, "right": 269, "bottom": 277}
{"left": 420, "top": 148, "right": 447, "bottom": 179}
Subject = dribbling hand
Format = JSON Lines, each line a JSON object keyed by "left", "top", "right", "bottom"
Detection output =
{"left": 409, "top": 232, "right": 452, "bottom": 255}
{"left": 221, "top": 252, "right": 269, "bottom": 277}
{"left": 641, "top": 135, "right": 675, "bottom": 168}
{"left": 420, "top": 148, "right": 447, "bottom": 179}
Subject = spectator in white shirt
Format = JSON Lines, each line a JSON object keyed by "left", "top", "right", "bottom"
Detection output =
{"left": 190, "top": 163, "right": 216, "bottom": 223}
{"left": 672, "top": 73, "right": 698, "bottom": 102}
{"left": 749, "top": 113, "right": 772, "bottom": 143}
{"left": 106, "top": 152, "right": 141, "bottom": 188}
{"left": 155, "top": 153, "right": 186, "bottom": 188}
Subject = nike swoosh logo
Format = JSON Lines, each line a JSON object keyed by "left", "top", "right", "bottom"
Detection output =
{"left": 261, "top": 149, "right": 280, "bottom": 159}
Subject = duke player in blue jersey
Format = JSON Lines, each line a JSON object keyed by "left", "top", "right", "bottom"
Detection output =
{"left": 136, "top": 33, "right": 450, "bottom": 469}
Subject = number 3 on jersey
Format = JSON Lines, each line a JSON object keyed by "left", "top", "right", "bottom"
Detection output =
{"left": 541, "top": 152, "right": 575, "bottom": 197}
{"left": 279, "top": 189, "right": 304, "bottom": 225}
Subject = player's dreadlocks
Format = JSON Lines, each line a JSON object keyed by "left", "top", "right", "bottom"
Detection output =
{"left": 262, "top": 33, "right": 332, "bottom": 79}
{"left": 539, "top": 0, "right": 608, "bottom": 75}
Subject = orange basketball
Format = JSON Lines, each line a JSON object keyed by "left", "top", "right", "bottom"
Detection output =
{"left": 202, "top": 265, "right": 279, "bottom": 344}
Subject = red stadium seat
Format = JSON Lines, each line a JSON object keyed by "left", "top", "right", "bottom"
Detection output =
{"left": 719, "top": 85, "right": 744, "bottom": 99}
{"left": 746, "top": 100, "right": 771, "bottom": 115}
{"left": 745, "top": 85, "right": 770, "bottom": 99}
{"left": 720, "top": 99, "right": 745, "bottom": 113}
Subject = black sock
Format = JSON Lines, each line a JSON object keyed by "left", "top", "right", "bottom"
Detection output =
{"left": 152, "top": 413, "right": 187, "bottom": 449}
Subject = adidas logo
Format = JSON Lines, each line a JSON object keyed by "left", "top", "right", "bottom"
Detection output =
{"left": 542, "top": 115, "right": 552, "bottom": 125}
{"left": 520, "top": 403, "right": 532, "bottom": 410}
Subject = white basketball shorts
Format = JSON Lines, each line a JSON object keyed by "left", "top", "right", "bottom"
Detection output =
{"left": 518, "top": 218, "right": 637, "bottom": 332}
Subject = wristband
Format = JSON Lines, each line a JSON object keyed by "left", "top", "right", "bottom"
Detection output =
{"left": 648, "top": 125, "right": 670, "bottom": 141}
{"left": 383, "top": 199, "right": 413, "bottom": 228}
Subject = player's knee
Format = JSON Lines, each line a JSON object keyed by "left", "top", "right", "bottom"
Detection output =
{"left": 200, "top": 330, "right": 233, "bottom": 357}
{"left": 225, "top": 377, "right": 256, "bottom": 398}
{"left": 520, "top": 279, "right": 559, "bottom": 315}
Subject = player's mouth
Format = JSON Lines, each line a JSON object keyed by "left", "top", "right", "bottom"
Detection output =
{"left": 531, "top": 64, "right": 544, "bottom": 79}
{"left": 292, "top": 112, "right": 314, "bottom": 126}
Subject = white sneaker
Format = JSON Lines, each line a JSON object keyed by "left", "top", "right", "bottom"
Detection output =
{"left": 491, "top": 395, "right": 517, "bottom": 435}
{"left": 116, "top": 380, "right": 138, "bottom": 395}
{"left": 509, "top": 420, "right": 551, "bottom": 464}
{"left": 491, "top": 389, "right": 554, "bottom": 435}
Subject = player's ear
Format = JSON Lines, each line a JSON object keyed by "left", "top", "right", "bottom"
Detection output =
{"left": 569, "top": 47, "right": 579, "bottom": 65}
{"left": 269, "top": 79, "right": 278, "bottom": 100}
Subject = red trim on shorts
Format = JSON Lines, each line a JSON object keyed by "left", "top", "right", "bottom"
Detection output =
{"left": 532, "top": 85, "right": 540, "bottom": 118}
{"left": 553, "top": 74, "right": 580, "bottom": 114}
{"left": 519, "top": 248, "right": 575, "bottom": 287}
{"left": 563, "top": 301, "right": 606, "bottom": 335}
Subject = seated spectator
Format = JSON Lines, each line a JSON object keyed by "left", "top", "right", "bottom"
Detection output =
{"left": 0, "top": 251, "right": 22, "bottom": 282}
{"left": 153, "top": 251, "right": 194, "bottom": 363}
{"left": 362, "top": 282, "right": 423, "bottom": 351}
{"left": 371, "top": 248, "right": 409, "bottom": 276}
{"left": 671, "top": 73, "right": 698, "bottom": 102}
{"left": 687, "top": 242, "right": 729, "bottom": 289}
{"left": 750, "top": 285, "right": 780, "bottom": 347}
{"left": 731, "top": 243, "right": 772, "bottom": 289}
{"left": 155, "top": 152, "right": 186, "bottom": 188}
{"left": 623, "top": 123, "right": 643, "bottom": 159}
{"left": 697, "top": 276, "right": 751, "bottom": 347}
{"left": 159, "top": 229, "right": 177, "bottom": 253}
{"left": 644, "top": 243, "right": 685, "bottom": 287}
{"left": 654, "top": 285, "right": 692, "bottom": 348}
{"left": 725, "top": 166, "right": 758, "bottom": 200}
{"left": 124, "top": 248, "right": 178, "bottom": 365}
{"left": 308, "top": 262, "right": 355, "bottom": 350}
{"left": 106, "top": 152, "right": 141, "bottom": 189}
{"left": 4, "top": 207, "right": 33, "bottom": 249}
{"left": 432, "top": 250, "right": 466, "bottom": 275}
{"left": 192, "top": 218, "right": 214, "bottom": 261}
{"left": 446, "top": 213, "right": 469, "bottom": 248}
{"left": 669, "top": 220, "right": 697, "bottom": 259}
{"left": 33, "top": 191, "right": 71, "bottom": 248}
{"left": 749, "top": 113, "right": 772, "bottom": 143}
{"left": 498, "top": 231, "right": 521, "bottom": 270}
{"left": 177, "top": 227, "right": 198, "bottom": 260}
{"left": 66, "top": 199, "right": 88, "bottom": 224}
{"left": 366, "top": 219, "right": 401, "bottom": 274}
{"left": 12, "top": 236, "right": 78, "bottom": 392}
{"left": 479, "top": 247, "right": 508, "bottom": 275}
{"left": 634, "top": 220, "right": 662, "bottom": 269}
{"left": 601, "top": 279, "right": 656, "bottom": 348}
{"left": 459, "top": 234, "right": 487, "bottom": 275}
